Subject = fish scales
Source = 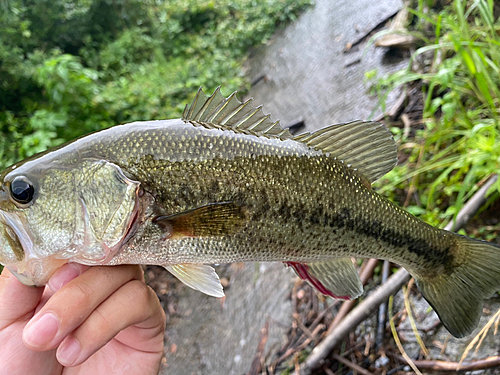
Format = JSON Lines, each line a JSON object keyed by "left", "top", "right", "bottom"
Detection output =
{"left": 114, "top": 147, "right": 456, "bottom": 278}
{"left": 0, "top": 87, "right": 499, "bottom": 339}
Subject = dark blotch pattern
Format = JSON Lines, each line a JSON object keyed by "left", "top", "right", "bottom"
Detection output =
{"left": 330, "top": 208, "right": 453, "bottom": 265}
{"left": 122, "top": 146, "right": 456, "bottom": 273}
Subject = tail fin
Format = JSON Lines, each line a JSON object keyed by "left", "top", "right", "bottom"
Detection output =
{"left": 415, "top": 236, "right": 500, "bottom": 338}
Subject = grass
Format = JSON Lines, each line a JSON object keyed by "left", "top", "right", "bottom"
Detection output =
{"left": 370, "top": 0, "right": 500, "bottom": 231}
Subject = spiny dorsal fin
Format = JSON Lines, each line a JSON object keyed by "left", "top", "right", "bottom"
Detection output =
{"left": 293, "top": 121, "right": 398, "bottom": 183}
{"left": 183, "top": 88, "right": 397, "bottom": 182}
{"left": 182, "top": 87, "right": 292, "bottom": 139}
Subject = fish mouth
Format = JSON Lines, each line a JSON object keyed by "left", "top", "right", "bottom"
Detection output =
{"left": 0, "top": 208, "right": 65, "bottom": 287}
{"left": 0, "top": 211, "right": 33, "bottom": 261}
{"left": 0, "top": 185, "right": 142, "bottom": 286}
{"left": 0, "top": 210, "right": 40, "bottom": 285}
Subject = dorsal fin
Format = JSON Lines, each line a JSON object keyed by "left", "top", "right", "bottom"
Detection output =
{"left": 293, "top": 121, "right": 398, "bottom": 183}
{"left": 183, "top": 88, "right": 397, "bottom": 183}
{"left": 182, "top": 87, "right": 292, "bottom": 139}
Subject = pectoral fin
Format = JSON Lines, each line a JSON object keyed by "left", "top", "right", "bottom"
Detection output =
{"left": 285, "top": 258, "right": 363, "bottom": 300}
{"left": 155, "top": 202, "right": 246, "bottom": 239}
{"left": 165, "top": 264, "right": 225, "bottom": 298}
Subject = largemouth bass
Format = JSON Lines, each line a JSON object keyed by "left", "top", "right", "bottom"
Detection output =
{"left": 0, "top": 87, "right": 499, "bottom": 338}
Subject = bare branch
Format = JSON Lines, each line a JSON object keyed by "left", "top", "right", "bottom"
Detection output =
{"left": 444, "top": 174, "right": 498, "bottom": 232}
{"left": 332, "top": 353, "right": 375, "bottom": 375}
{"left": 397, "top": 355, "right": 500, "bottom": 372}
{"left": 248, "top": 320, "right": 269, "bottom": 375}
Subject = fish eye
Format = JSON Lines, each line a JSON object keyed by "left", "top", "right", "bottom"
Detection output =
{"left": 10, "top": 176, "right": 35, "bottom": 204}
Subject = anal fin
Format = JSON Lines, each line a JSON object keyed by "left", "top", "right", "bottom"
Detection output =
{"left": 285, "top": 258, "right": 363, "bottom": 300}
{"left": 165, "top": 264, "right": 225, "bottom": 298}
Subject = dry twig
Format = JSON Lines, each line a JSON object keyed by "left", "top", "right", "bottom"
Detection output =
{"left": 389, "top": 295, "right": 423, "bottom": 375}
{"left": 332, "top": 353, "right": 374, "bottom": 375}
{"left": 248, "top": 320, "right": 270, "bottom": 375}
{"left": 401, "top": 113, "right": 412, "bottom": 140}
{"left": 403, "top": 141, "right": 425, "bottom": 208}
{"left": 274, "top": 324, "right": 325, "bottom": 366}
{"left": 374, "top": 89, "right": 407, "bottom": 122}
{"left": 444, "top": 174, "right": 498, "bottom": 232}
{"left": 403, "top": 280, "right": 429, "bottom": 358}
{"left": 375, "top": 260, "right": 390, "bottom": 350}
{"left": 344, "top": 8, "right": 400, "bottom": 51}
{"left": 460, "top": 307, "right": 500, "bottom": 363}
{"left": 398, "top": 355, "right": 500, "bottom": 372}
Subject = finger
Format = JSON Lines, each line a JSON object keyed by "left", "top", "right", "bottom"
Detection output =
{"left": 33, "top": 263, "right": 91, "bottom": 315}
{"left": 48, "top": 263, "right": 90, "bottom": 293}
{"left": 56, "top": 280, "right": 165, "bottom": 367}
{"left": 22, "top": 265, "right": 144, "bottom": 350}
{"left": 0, "top": 268, "right": 44, "bottom": 327}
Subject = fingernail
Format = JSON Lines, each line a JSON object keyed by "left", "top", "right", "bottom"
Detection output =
{"left": 48, "top": 263, "right": 82, "bottom": 292}
{"left": 23, "top": 312, "right": 59, "bottom": 347}
{"left": 57, "top": 337, "right": 81, "bottom": 366}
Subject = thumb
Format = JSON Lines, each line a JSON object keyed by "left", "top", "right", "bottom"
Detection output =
{"left": 0, "top": 267, "right": 44, "bottom": 325}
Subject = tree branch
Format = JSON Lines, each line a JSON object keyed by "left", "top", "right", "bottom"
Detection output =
{"left": 397, "top": 355, "right": 500, "bottom": 372}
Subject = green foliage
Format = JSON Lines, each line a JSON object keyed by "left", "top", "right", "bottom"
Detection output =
{"left": 0, "top": 0, "right": 310, "bottom": 169}
{"left": 372, "top": 0, "right": 500, "bottom": 227}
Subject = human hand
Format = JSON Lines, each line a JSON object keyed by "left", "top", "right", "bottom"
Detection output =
{"left": 0, "top": 264, "right": 166, "bottom": 375}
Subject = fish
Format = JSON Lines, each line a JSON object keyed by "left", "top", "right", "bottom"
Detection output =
{"left": 0, "top": 87, "right": 499, "bottom": 338}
